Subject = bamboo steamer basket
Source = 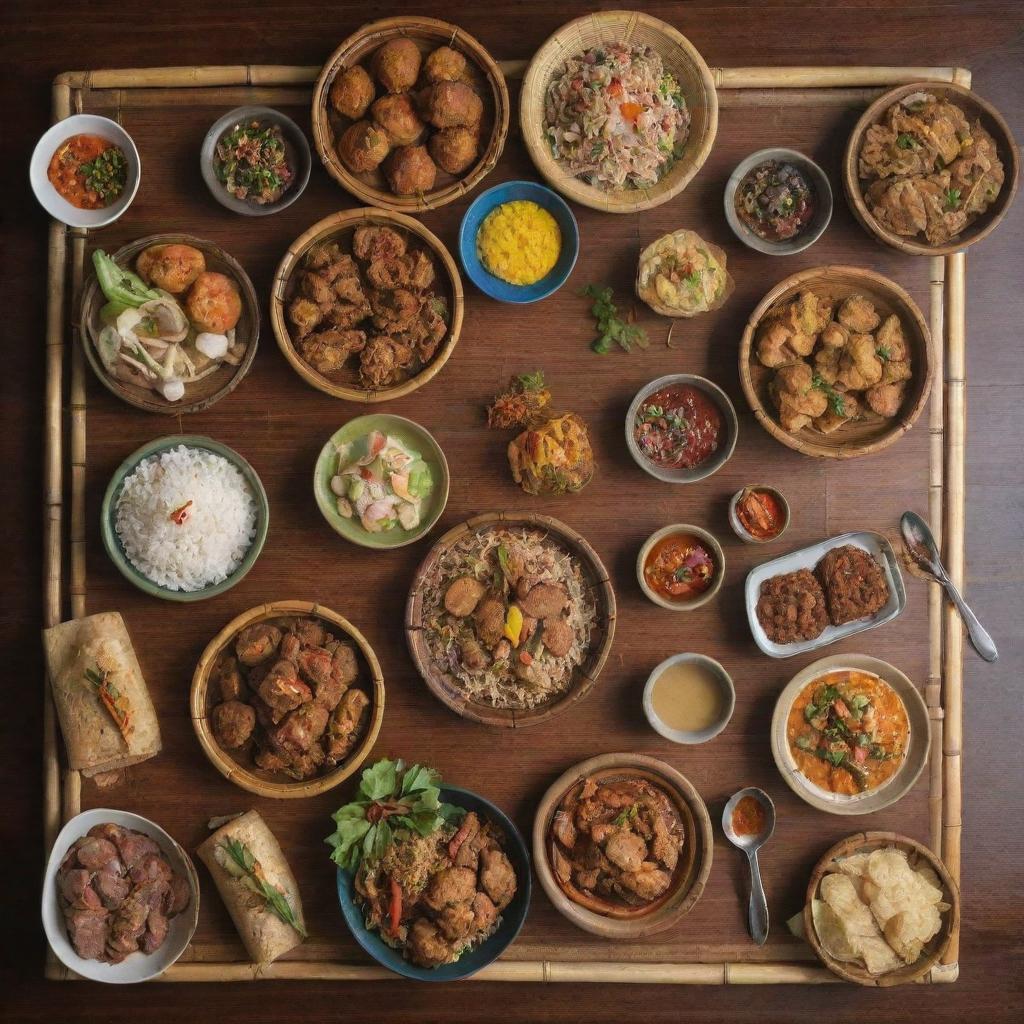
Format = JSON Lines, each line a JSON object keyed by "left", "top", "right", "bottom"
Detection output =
{"left": 190, "top": 601, "right": 384, "bottom": 799}
{"left": 844, "top": 82, "right": 1019, "bottom": 256}
{"left": 312, "top": 17, "right": 510, "bottom": 213}
{"left": 533, "top": 753, "right": 713, "bottom": 938}
{"left": 405, "top": 512, "right": 616, "bottom": 729}
{"left": 804, "top": 831, "right": 960, "bottom": 986}
{"left": 79, "top": 233, "right": 259, "bottom": 415}
{"left": 739, "top": 265, "right": 934, "bottom": 459}
{"left": 271, "top": 208, "right": 464, "bottom": 402}
{"left": 520, "top": 11, "right": 717, "bottom": 213}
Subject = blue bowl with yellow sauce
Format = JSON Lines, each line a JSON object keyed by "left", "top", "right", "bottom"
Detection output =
{"left": 458, "top": 180, "right": 579, "bottom": 304}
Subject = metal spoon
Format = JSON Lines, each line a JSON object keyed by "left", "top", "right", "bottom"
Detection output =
{"left": 900, "top": 511, "right": 998, "bottom": 663}
{"left": 722, "top": 787, "right": 776, "bottom": 946}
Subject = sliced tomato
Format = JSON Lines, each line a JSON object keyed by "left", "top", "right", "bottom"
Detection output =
{"left": 619, "top": 101, "right": 643, "bottom": 123}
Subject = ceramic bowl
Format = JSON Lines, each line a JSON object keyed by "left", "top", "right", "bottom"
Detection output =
{"left": 100, "top": 435, "right": 269, "bottom": 603}
{"left": 625, "top": 374, "right": 738, "bottom": 484}
{"left": 42, "top": 808, "right": 199, "bottom": 983}
{"left": 770, "top": 653, "right": 930, "bottom": 815}
{"left": 314, "top": 415, "right": 450, "bottom": 549}
{"left": 30, "top": 114, "right": 141, "bottom": 228}
{"left": 458, "top": 180, "right": 579, "bottom": 303}
{"left": 724, "top": 147, "right": 833, "bottom": 255}
{"left": 728, "top": 485, "right": 791, "bottom": 544}
{"left": 336, "top": 785, "right": 530, "bottom": 980}
{"left": 200, "top": 106, "right": 311, "bottom": 216}
{"left": 642, "top": 653, "right": 735, "bottom": 744}
{"left": 637, "top": 524, "right": 725, "bottom": 612}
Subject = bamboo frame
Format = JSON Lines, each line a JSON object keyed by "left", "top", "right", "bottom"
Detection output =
{"left": 43, "top": 62, "right": 972, "bottom": 986}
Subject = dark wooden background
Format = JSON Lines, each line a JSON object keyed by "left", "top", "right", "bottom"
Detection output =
{"left": 2, "top": 2, "right": 1021, "bottom": 1022}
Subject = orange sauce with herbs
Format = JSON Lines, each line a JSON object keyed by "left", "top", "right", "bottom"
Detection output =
{"left": 47, "top": 134, "right": 125, "bottom": 209}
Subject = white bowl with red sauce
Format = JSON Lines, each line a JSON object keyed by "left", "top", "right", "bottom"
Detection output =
{"left": 626, "top": 374, "right": 738, "bottom": 484}
{"left": 30, "top": 114, "right": 141, "bottom": 228}
{"left": 637, "top": 524, "right": 725, "bottom": 611}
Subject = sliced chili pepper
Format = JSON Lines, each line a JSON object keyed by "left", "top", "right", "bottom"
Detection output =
{"left": 387, "top": 876, "right": 402, "bottom": 936}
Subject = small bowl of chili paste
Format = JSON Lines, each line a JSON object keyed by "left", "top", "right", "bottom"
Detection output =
{"left": 729, "top": 485, "right": 791, "bottom": 544}
{"left": 626, "top": 374, "right": 738, "bottom": 484}
{"left": 637, "top": 525, "right": 725, "bottom": 611}
{"left": 724, "top": 148, "right": 832, "bottom": 256}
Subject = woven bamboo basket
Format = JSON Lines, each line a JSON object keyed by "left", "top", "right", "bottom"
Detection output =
{"left": 270, "top": 207, "right": 464, "bottom": 402}
{"left": 78, "top": 234, "right": 260, "bottom": 415}
{"left": 405, "top": 511, "right": 616, "bottom": 729}
{"left": 533, "top": 754, "right": 713, "bottom": 939}
{"left": 804, "top": 831, "right": 960, "bottom": 987}
{"left": 739, "top": 265, "right": 934, "bottom": 459}
{"left": 311, "top": 16, "right": 509, "bottom": 213}
{"left": 520, "top": 11, "right": 718, "bottom": 213}
{"left": 190, "top": 600, "right": 385, "bottom": 799}
{"left": 844, "top": 81, "right": 1019, "bottom": 256}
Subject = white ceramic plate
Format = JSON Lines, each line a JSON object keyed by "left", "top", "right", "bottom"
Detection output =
{"left": 770, "top": 653, "right": 930, "bottom": 815}
{"left": 30, "top": 115, "right": 141, "bottom": 228}
{"left": 744, "top": 531, "right": 905, "bottom": 658}
{"left": 42, "top": 808, "right": 199, "bottom": 983}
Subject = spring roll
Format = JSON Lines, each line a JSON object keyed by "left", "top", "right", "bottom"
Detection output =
{"left": 197, "top": 810, "right": 306, "bottom": 964}
{"left": 42, "top": 611, "right": 161, "bottom": 777}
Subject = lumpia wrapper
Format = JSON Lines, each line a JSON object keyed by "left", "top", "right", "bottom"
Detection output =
{"left": 635, "top": 229, "right": 735, "bottom": 318}
{"left": 42, "top": 611, "right": 161, "bottom": 777}
{"left": 198, "top": 810, "right": 306, "bottom": 964}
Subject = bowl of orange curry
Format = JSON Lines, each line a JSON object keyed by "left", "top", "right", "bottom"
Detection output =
{"left": 30, "top": 114, "right": 140, "bottom": 228}
{"left": 637, "top": 525, "right": 725, "bottom": 611}
{"left": 770, "top": 653, "right": 930, "bottom": 815}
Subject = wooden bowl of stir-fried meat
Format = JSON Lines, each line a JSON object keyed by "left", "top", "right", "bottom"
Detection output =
{"left": 533, "top": 753, "right": 713, "bottom": 938}
{"left": 190, "top": 601, "right": 384, "bottom": 799}
{"left": 739, "top": 266, "right": 933, "bottom": 459}
{"left": 844, "top": 82, "right": 1018, "bottom": 256}
{"left": 271, "top": 208, "right": 464, "bottom": 402}
{"left": 405, "top": 512, "right": 616, "bottom": 728}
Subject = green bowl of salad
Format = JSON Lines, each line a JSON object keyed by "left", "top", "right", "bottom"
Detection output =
{"left": 314, "top": 415, "right": 450, "bottom": 549}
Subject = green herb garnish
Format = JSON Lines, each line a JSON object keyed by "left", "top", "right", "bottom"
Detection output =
{"left": 81, "top": 148, "right": 127, "bottom": 203}
{"left": 944, "top": 188, "right": 961, "bottom": 210}
{"left": 613, "top": 804, "right": 640, "bottom": 827}
{"left": 895, "top": 133, "right": 918, "bottom": 150}
{"left": 876, "top": 345, "right": 892, "bottom": 362}
{"left": 217, "top": 837, "right": 307, "bottom": 937}
{"left": 581, "top": 284, "right": 649, "bottom": 354}
{"left": 516, "top": 370, "right": 545, "bottom": 391}
{"left": 811, "top": 374, "right": 846, "bottom": 417}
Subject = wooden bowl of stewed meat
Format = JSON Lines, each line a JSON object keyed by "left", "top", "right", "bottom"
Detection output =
{"left": 533, "top": 753, "right": 713, "bottom": 938}
{"left": 190, "top": 601, "right": 384, "bottom": 799}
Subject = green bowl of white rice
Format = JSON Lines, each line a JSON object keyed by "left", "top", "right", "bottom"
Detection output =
{"left": 101, "top": 436, "right": 269, "bottom": 601}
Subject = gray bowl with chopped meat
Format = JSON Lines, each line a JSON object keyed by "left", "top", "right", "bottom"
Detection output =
{"left": 201, "top": 106, "right": 311, "bottom": 216}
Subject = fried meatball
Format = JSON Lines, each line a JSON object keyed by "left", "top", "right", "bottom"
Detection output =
{"left": 755, "top": 569, "right": 829, "bottom": 645}
{"left": 337, "top": 120, "right": 390, "bottom": 174}
{"left": 370, "top": 93, "right": 424, "bottom": 146}
{"left": 215, "top": 655, "right": 245, "bottom": 702}
{"left": 428, "top": 126, "right": 479, "bottom": 175}
{"left": 359, "top": 334, "right": 414, "bottom": 388}
{"left": 369, "top": 286, "right": 421, "bottom": 329}
{"left": 423, "top": 867, "right": 477, "bottom": 911}
{"left": 407, "top": 918, "right": 454, "bottom": 968}
{"left": 185, "top": 272, "right": 242, "bottom": 334}
{"left": 473, "top": 594, "right": 506, "bottom": 648}
{"left": 299, "top": 329, "right": 366, "bottom": 374}
{"left": 211, "top": 700, "right": 256, "bottom": 749}
{"left": 424, "top": 45, "right": 468, "bottom": 83}
{"left": 519, "top": 582, "right": 569, "bottom": 619}
{"left": 352, "top": 224, "right": 407, "bottom": 262}
{"left": 479, "top": 849, "right": 517, "bottom": 910}
{"left": 421, "top": 81, "right": 483, "bottom": 129}
{"left": 444, "top": 575, "right": 486, "bottom": 617}
{"left": 371, "top": 38, "right": 422, "bottom": 93}
{"left": 383, "top": 144, "right": 436, "bottom": 195}
{"left": 541, "top": 617, "right": 573, "bottom": 657}
{"left": 329, "top": 64, "right": 375, "bottom": 119}
{"left": 136, "top": 244, "right": 206, "bottom": 294}
{"left": 235, "top": 623, "right": 282, "bottom": 666}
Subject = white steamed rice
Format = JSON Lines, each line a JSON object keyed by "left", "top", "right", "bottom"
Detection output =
{"left": 115, "top": 445, "right": 257, "bottom": 592}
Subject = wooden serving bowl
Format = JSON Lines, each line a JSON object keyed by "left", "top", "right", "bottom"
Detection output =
{"left": 520, "top": 11, "right": 717, "bottom": 214}
{"left": 739, "top": 266, "right": 933, "bottom": 459}
{"left": 533, "top": 753, "right": 713, "bottom": 938}
{"left": 804, "top": 831, "right": 960, "bottom": 986}
{"left": 312, "top": 16, "right": 510, "bottom": 213}
{"left": 190, "top": 600, "right": 384, "bottom": 799}
{"left": 79, "top": 233, "right": 259, "bottom": 415}
{"left": 844, "top": 82, "right": 1019, "bottom": 256}
{"left": 405, "top": 512, "right": 616, "bottom": 728}
{"left": 271, "top": 208, "right": 464, "bottom": 402}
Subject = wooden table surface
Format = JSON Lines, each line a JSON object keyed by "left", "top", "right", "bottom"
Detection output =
{"left": 3, "top": 2, "right": 1021, "bottom": 1021}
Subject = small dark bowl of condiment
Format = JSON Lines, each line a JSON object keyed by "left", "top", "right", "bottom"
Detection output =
{"left": 626, "top": 374, "right": 738, "bottom": 484}
{"left": 724, "top": 148, "right": 832, "bottom": 256}
{"left": 729, "top": 485, "right": 791, "bottom": 544}
{"left": 637, "top": 525, "right": 725, "bottom": 611}
{"left": 201, "top": 106, "right": 311, "bottom": 216}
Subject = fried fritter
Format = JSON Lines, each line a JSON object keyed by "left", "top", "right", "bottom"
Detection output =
{"left": 299, "top": 329, "right": 367, "bottom": 374}
{"left": 337, "top": 120, "right": 390, "bottom": 173}
{"left": 329, "top": 65, "right": 375, "bottom": 119}
{"left": 815, "top": 544, "right": 890, "bottom": 625}
{"left": 756, "top": 569, "right": 829, "bottom": 644}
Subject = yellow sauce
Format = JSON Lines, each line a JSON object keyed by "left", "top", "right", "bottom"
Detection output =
{"left": 476, "top": 200, "right": 561, "bottom": 286}
{"left": 650, "top": 660, "right": 724, "bottom": 733}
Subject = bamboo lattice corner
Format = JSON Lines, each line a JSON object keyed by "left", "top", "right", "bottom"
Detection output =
{"left": 42, "top": 62, "right": 969, "bottom": 985}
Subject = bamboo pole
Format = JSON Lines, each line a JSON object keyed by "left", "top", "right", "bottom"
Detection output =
{"left": 82, "top": 87, "right": 313, "bottom": 110}
{"left": 941, "top": 252, "right": 967, "bottom": 969}
{"left": 716, "top": 66, "right": 970, "bottom": 89}
{"left": 718, "top": 88, "right": 885, "bottom": 109}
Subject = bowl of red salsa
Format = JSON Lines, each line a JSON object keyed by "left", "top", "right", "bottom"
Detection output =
{"left": 637, "top": 525, "right": 725, "bottom": 611}
{"left": 729, "top": 485, "right": 791, "bottom": 544}
{"left": 626, "top": 374, "right": 738, "bottom": 484}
